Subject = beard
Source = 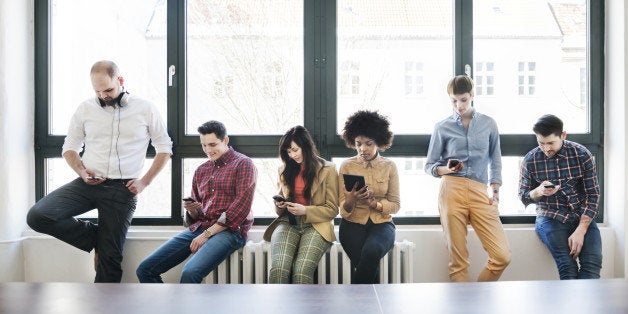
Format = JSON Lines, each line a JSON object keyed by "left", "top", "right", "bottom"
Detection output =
{"left": 100, "top": 97, "right": 117, "bottom": 107}
{"left": 100, "top": 90, "right": 123, "bottom": 107}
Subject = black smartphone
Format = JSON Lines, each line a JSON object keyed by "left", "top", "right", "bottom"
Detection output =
{"left": 182, "top": 197, "right": 194, "bottom": 202}
{"left": 88, "top": 176, "right": 103, "bottom": 181}
{"left": 272, "top": 195, "right": 287, "bottom": 202}
{"left": 543, "top": 184, "right": 556, "bottom": 188}
{"left": 343, "top": 174, "right": 366, "bottom": 191}
{"left": 448, "top": 159, "right": 460, "bottom": 168}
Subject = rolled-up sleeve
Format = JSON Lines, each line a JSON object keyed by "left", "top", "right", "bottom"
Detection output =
{"left": 518, "top": 154, "right": 536, "bottom": 207}
{"left": 61, "top": 106, "right": 86, "bottom": 155}
{"left": 425, "top": 124, "right": 444, "bottom": 177}
{"left": 148, "top": 104, "right": 173, "bottom": 155}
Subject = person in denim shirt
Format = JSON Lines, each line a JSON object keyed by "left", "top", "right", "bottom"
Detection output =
{"left": 425, "top": 75, "right": 511, "bottom": 282}
{"left": 519, "top": 114, "right": 602, "bottom": 279}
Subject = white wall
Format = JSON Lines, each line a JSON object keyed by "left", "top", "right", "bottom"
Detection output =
{"left": 606, "top": 0, "right": 628, "bottom": 278}
{"left": 18, "top": 227, "right": 616, "bottom": 283}
{"left": 1, "top": 0, "right": 627, "bottom": 284}
{"left": 0, "top": 0, "right": 34, "bottom": 282}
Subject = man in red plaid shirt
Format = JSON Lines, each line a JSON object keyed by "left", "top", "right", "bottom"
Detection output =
{"left": 137, "top": 120, "right": 257, "bottom": 283}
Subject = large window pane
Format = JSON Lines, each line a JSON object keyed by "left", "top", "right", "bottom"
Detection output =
{"left": 337, "top": 0, "right": 454, "bottom": 135}
{"left": 473, "top": 0, "right": 588, "bottom": 133}
{"left": 333, "top": 156, "right": 530, "bottom": 217}
{"left": 46, "top": 158, "right": 172, "bottom": 218}
{"left": 186, "top": 0, "right": 304, "bottom": 135}
{"left": 50, "top": 0, "right": 167, "bottom": 135}
{"left": 183, "top": 158, "right": 282, "bottom": 218}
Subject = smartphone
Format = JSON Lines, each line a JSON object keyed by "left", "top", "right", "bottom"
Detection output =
{"left": 182, "top": 197, "right": 195, "bottom": 202}
{"left": 448, "top": 159, "right": 460, "bottom": 168}
{"left": 272, "top": 195, "right": 287, "bottom": 202}
{"left": 88, "top": 176, "right": 103, "bottom": 181}
{"left": 543, "top": 184, "right": 556, "bottom": 188}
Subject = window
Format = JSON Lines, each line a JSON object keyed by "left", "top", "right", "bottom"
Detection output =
{"left": 404, "top": 62, "right": 425, "bottom": 96}
{"left": 580, "top": 67, "right": 587, "bottom": 106}
{"left": 337, "top": 1, "right": 453, "bottom": 135}
{"left": 213, "top": 76, "right": 234, "bottom": 99}
{"left": 339, "top": 61, "right": 361, "bottom": 96}
{"left": 185, "top": 0, "right": 304, "bottom": 136}
{"left": 473, "top": 0, "right": 592, "bottom": 134}
{"left": 474, "top": 62, "right": 494, "bottom": 96}
{"left": 518, "top": 61, "right": 537, "bottom": 96}
{"left": 262, "top": 61, "right": 286, "bottom": 99}
{"left": 35, "top": 0, "right": 604, "bottom": 225}
{"left": 48, "top": 0, "right": 167, "bottom": 135}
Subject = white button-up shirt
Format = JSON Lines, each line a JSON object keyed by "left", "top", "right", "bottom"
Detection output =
{"left": 62, "top": 94, "right": 173, "bottom": 179}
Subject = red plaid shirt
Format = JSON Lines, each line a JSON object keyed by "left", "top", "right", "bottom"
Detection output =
{"left": 188, "top": 147, "right": 257, "bottom": 240}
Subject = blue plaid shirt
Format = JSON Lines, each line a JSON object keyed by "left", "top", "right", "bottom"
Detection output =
{"left": 519, "top": 140, "right": 599, "bottom": 222}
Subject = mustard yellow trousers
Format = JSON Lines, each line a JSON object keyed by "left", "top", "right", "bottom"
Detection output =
{"left": 438, "top": 176, "right": 511, "bottom": 282}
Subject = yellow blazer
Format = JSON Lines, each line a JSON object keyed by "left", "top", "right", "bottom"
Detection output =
{"left": 263, "top": 158, "right": 339, "bottom": 242}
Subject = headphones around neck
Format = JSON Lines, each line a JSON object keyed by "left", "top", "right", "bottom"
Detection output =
{"left": 99, "top": 91, "right": 128, "bottom": 108}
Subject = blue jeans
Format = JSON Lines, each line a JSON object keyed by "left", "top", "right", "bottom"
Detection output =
{"left": 136, "top": 228, "right": 244, "bottom": 283}
{"left": 339, "top": 218, "right": 395, "bottom": 284}
{"left": 27, "top": 178, "right": 136, "bottom": 283}
{"left": 535, "top": 216, "right": 602, "bottom": 280}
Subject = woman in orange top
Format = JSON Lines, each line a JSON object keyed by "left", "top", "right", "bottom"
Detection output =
{"left": 263, "top": 126, "right": 339, "bottom": 283}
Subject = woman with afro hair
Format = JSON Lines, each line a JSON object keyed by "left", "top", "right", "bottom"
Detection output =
{"left": 338, "top": 110, "right": 400, "bottom": 284}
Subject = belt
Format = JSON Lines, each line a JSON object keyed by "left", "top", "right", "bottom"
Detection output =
{"left": 105, "top": 178, "right": 134, "bottom": 184}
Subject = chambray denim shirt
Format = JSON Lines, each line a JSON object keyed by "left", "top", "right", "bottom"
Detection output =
{"left": 425, "top": 109, "right": 502, "bottom": 185}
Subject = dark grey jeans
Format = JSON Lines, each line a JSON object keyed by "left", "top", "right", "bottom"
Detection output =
{"left": 339, "top": 218, "right": 395, "bottom": 284}
{"left": 27, "top": 177, "right": 137, "bottom": 282}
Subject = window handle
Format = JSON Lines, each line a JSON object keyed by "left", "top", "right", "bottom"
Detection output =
{"left": 168, "top": 65, "right": 176, "bottom": 86}
{"left": 465, "top": 64, "right": 472, "bottom": 77}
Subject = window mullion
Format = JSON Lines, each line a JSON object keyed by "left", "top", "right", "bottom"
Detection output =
{"left": 454, "top": 0, "right": 473, "bottom": 77}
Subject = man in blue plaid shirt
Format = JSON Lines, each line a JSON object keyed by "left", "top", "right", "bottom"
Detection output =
{"left": 519, "top": 114, "right": 602, "bottom": 279}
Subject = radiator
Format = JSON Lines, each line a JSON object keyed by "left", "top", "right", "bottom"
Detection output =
{"left": 204, "top": 240, "right": 415, "bottom": 284}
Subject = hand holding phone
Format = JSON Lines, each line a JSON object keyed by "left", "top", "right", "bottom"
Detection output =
{"left": 182, "top": 197, "right": 195, "bottom": 202}
{"left": 543, "top": 184, "right": 556, "bottom": 188}
{"left": 448, "top": 159, "right": 460, "bottom": 168}
{"left": 272, "top": 195, "right": 287, "bottom": 203}
{"left": 88, "top": 176, "right": 104, "bottom": 181}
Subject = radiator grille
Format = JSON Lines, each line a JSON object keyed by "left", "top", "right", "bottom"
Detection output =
{"left": 204, "top": 240, "right": 414, "bottom": 284}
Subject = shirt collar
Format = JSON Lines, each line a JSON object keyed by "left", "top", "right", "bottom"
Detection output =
{"left": 554, "top": 140, "right": 568, "bottom": 159}
{"left": 451, "top": 108, "right": 476, "bottom": 124}
{"left": 537, "top": 140, "right": 568, "bottom": 160}
{"left": 212, "top": 147, "right": 235, "bottom": 166}
{"left": 355, "top": 153, "right": 381, "bottom": 169}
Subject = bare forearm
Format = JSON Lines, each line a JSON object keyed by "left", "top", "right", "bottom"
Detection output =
{"left": 63, "top": 150, "right": 85, "bottom": 176}
{"left": 435, "top": 166, "right": 452, "bottom": 176}
{"left": 140, "top": 153, "right": 171, "bottom": 184}
{"left": 576, "top": 216, "right": 592, "bottom": 233}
